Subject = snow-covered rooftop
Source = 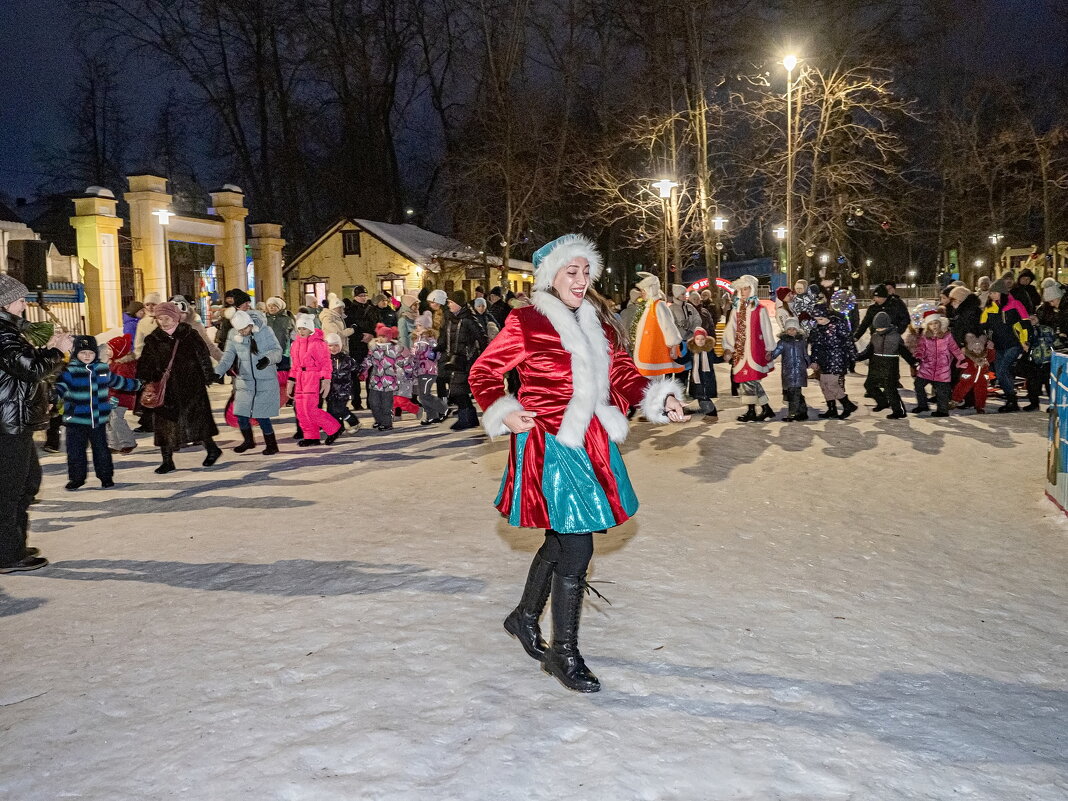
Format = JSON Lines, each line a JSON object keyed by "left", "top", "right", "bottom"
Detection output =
{"left": 355, "top": 219, "right": 534, "bottom": 272}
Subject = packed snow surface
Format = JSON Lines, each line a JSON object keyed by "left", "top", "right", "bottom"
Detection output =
{"left": 2, "top": 376, "right": 1066, "bottom": 800}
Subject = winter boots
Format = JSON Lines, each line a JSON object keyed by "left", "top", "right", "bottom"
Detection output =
{"left": 737, "top": 405, "right": 757, "bottom": 422}
{"left": 202, "top": 440, "right": 223, "bottom": 467}
{"left": 818, "top": 401, "right": 839, "bottom": 419}
{"left": 503, "top": 553, "right": 555, "bottom": 661}
{"left": 998, "top": 398, "right": 1020, "bottom": 414}
{"left": 542, "top": 573, "right": 600, "bottom": 693}
{"left": 234, "top": 428, "right": 256, "bottom": 453}
{"left": 261, "top": 433, "right": 279, "bottom": 455}
{"left": 838, "top": 397, "right": 858, "bottom": 419}
{"left": 450, "top": 406, "right": 480, "bottom": 431}
{"left": 754, "top": 404, "right": 776, "bottom": 422}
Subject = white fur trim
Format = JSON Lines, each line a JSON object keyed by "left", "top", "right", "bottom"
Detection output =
{"left": 636, "top": 271, "right": 662, "bottom": 300}
{"left": 732, "top": 274, "right": 758, "bottom": 295}
{"left": 641, "top": 377, "right": 685, "bottom": 423}
{"left": 481, "top": 394, "right": 525, "bottom": 439}
{"left": 533, "top": 234, "right": 604, "bottom": 292}
{"left": 531, "top": 291, "right": 628, "bottom": 448}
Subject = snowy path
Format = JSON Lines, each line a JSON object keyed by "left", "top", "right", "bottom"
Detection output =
{"left": 2, "top": 376, "right": 1066, "bottom": 800}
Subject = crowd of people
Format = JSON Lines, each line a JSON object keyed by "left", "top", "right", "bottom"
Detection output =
{"left": 0, "top": 258, "right": 1059, "bottom": 576}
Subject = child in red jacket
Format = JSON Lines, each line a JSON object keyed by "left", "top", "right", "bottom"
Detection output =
{"left": 105, "top": 334, "right": 139, "bottom": 453}
{"left": 951, "top": 332, "right": 995, "bottom": 414}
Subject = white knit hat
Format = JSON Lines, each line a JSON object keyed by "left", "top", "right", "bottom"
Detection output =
{"left": 324, "top": 332, "right": 342, "bottom": 345}
{"left": 295, "top": 313, "right": 316, "bottom": 330}
{"left": 230, "top": 310, "right": 253, "bottom": 331}
{"left": 143, "top": 291, "right": 163, "bottom": 305}
{"left": 1042, "top": 278, "right": 1063, "bottom": 302}
{"left": 328, "top": 292, "right": 345, "bottom": 310}
{"left": 265, "top": 296, "right": 286, "bottom": 310}
{"left": 428, "top": 289, "right": 448, "bottom": 305}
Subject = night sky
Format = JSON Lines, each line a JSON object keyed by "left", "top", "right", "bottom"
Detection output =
{"left": 0, "top": 0, "right": 1063, "bottom": 202}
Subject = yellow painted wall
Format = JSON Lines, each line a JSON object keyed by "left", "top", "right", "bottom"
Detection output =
{"left": 285, "top": 228, "right": 425, "bottom": 308}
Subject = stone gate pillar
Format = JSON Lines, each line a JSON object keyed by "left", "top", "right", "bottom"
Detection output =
{"left": 210, "top": 186, "right": 249, "bottom": 294}
{"left": 124, "top": 174, "right": 172, "bottom": 301}
{"left": 249, "top": 223, "right": 286, "bottom": 301}
{"left": 70, "top": 188, "right": 123, "bottom": 332}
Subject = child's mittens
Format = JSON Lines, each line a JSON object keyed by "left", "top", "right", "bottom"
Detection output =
{"left": 256, "top": 356, "right": 270, "bottom": 370}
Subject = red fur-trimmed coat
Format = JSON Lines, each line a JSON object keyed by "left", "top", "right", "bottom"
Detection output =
{"left": 469, "top": 292, "right": 682, "bottom": 530}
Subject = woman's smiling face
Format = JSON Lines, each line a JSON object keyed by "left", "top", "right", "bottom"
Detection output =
{"left": 553, "top": 258, "right": 590, "bottom": 308}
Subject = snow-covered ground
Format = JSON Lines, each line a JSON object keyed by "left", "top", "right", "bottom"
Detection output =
{"left": 2, "top": 373, "right": 1066, "bottom": 801}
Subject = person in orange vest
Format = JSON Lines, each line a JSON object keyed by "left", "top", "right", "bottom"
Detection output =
{"left": 722, "top": 274, "right": 777, "bottom": 421}
{"left": 631, "top": 272, "right": 684, "bottom": 377}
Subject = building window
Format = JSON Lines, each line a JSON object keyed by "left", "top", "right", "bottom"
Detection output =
{"left": 303, "top": 281, "right": 327, "bottom": 305}
{"left": 380, "top": 278, "right": 405, "bottom": 297}
{"left": 342, "top": 231, "right": 361, "bottom": 256}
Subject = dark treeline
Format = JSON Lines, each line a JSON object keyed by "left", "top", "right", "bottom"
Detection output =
{"left": 40, "top": 0, "right": 1068, "bottom": 286}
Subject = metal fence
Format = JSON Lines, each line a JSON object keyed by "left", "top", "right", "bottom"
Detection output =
{"left": 23, "top": 283, "right": 87, "bottom": 334}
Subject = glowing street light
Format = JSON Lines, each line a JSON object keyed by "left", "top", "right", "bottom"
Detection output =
{"left": 652, "top": 179, "right": 678, "bottom": 199}
{"left": 712, "top": 215, "right": 728, "bottom": 231}
{"left": 652, "top": 179, "right": 679, "bottom": 286}
{"left": 153, "top": 208, "right": 175, "bottom": 225}
{"left": 819, "top": 252, "right": 830, "bottom": 264}
{"left": 773, "top": 225, "right": 787, "bottom": 240}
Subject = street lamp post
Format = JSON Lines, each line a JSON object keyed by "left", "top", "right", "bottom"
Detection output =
{"left": 907, "top": 268, "right": 917, "bottom": 298}
{"left": 774, "top": 225, "right": 787, "bottom": 282}
{"left": 988, "top": 233, "right": 1003, "bottom": 279}
{"left": 153, "top": 208, "right": 174, "bottom": 297}
{"left": 784, "top": 54, "right": 798, "bottom": 287}
{"left": 712, "top": 214, "right": 728, "bottom": 280}
{"left": 652, "top": 179, "right": 678, "bottom": 292}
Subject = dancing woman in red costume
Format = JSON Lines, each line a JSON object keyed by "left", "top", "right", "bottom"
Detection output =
{"left": 469, "top": 234, "right": 688, "bottom": 693}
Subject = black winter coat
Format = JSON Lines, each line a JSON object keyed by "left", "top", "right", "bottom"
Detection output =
{"left": 438, "top": 306, "right": 487, "bottom": 373}
{"left": 855, "top": 297, "right": 910, "bottom": 340}
{"left": 137, "top": 323, "right": 219, "bottom": 445}
{"left": 346, "top": 301, "right": 379, "bottom": 357}
{"left": 0, "top": 309, "right": 65, "bottom": 435}
{"left": 949, "top": 294, "right": 983, "bottom": 346}
{"left": 810, "top": 315, "right": 857, "bottom": 374}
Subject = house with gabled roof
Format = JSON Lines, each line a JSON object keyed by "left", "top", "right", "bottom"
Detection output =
{"left": 283, "top": 218, "right": 534, "bottom": 308}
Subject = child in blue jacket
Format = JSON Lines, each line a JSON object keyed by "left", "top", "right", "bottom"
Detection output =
{"left": 55, "top": 335, "right": 141, "bottom": 490}
{"left": 767, "top": 317, "right": 811, "bottom": 421}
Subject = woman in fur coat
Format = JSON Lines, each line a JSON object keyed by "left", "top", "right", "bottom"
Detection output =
{"left": 469, "top": 234, "right": 689, "bottom": 694}
{"left": 136, "top": 302, "right": 222, "bottom": 473}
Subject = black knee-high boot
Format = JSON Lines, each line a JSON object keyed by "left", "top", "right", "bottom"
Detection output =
{"left": 504, "top": 553, "right": 556, "bottom": 660}
{"left": 542, "top": 573, "right": 600, "bottom": 693}
{"left": 203, "top": 437, "right": 222, "bottom": 467}
{"left": 155, "top": 447, "right": 176, "bottom": 474}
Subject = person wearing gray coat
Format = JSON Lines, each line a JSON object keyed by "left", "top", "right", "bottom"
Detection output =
{"left": 215, "top": 310, "right": 283, "bottom": 455}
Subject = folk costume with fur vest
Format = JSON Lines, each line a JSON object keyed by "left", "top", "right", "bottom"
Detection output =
{"left": 469, "top": 235, "right": 683, "bottom": 533}
{"left": 721, "top": 275, "right": 776, "bottom": 383}
{"left": 631, "top": 272, "right": 685, "bottom": 377}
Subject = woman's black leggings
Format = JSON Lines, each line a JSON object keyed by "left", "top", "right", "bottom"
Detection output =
{"left": 537, "top": 529, "right": 598, "bottom": 576}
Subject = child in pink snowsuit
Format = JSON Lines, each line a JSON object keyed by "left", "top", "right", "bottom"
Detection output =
{"left": 289, "top": 314, "right": 342, "bottom": 446}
